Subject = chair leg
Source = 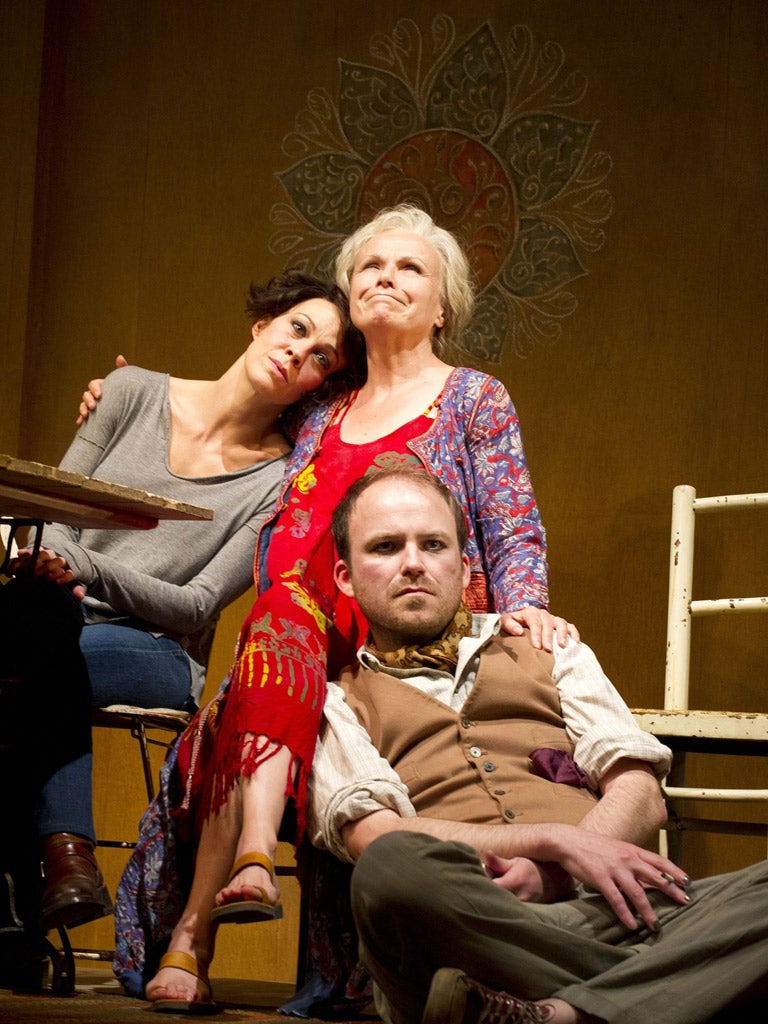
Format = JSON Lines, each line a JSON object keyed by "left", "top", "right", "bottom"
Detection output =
{"left": 296, "top": 887, "right": 309, "bottom": 988}
{"left": 50, "top": 928, "right": 75, "bottom": 996}
{"left": 663, "top": 750, "right": 687, "bottom": 863}
{"left": 134, "top": 720, "right": 156, "bottom": 803}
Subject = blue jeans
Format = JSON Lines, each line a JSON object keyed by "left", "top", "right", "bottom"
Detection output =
{"left": 35, "top": 622, "right": 193, "bottom": 841}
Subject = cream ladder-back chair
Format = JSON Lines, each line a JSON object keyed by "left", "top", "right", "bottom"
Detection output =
{"left": 633, "top": 485, "right": 768, "bottom": 860}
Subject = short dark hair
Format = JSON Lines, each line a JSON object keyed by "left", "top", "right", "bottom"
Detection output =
{"left": 246, "top": 270, "right": 367, "bottom": 396}
{"left": 332, "top": 467, "right": 469, "bottom": 562}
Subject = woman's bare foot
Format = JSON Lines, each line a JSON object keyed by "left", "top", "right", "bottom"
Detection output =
{"left": 214, "top": 857, "right": 280, "bottom": 908}
{"left": 145, "top": 948, "right": 215, "bottom": 1009}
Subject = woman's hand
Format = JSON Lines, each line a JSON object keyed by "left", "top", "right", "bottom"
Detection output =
{"left": 76, "top": 354, "right": 128, "bottom": 425}
{"left": 500, "top": 606, "right": 580, "bottom": 651}
{"left": 9, "top": 547, "right": 85, "bottom": 599}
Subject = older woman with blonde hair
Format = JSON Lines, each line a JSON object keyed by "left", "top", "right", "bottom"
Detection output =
{"left": 335, "top": 203, "right": 477, "bottom": 346}
{"left": 109, "top": 206, "right": 576, "bottom": 1012}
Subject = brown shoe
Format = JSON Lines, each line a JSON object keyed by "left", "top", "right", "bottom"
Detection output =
{"left": 422, "top": 967, "right": 554, "bottom": 1024}
{"left": 39, "top": 833, "right": 113, "bottom": 931}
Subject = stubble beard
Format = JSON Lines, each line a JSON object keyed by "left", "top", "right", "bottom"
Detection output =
{"left": 376, "top": 594, "right": 453, "bottom": 649}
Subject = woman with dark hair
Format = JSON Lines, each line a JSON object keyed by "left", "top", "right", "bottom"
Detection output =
{"left": 0, "top": 271, "right": 358, "bottom": 949}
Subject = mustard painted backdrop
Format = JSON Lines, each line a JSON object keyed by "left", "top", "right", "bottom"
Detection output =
{"left": 2, "top": 0, "right": 767, "bottom": 984}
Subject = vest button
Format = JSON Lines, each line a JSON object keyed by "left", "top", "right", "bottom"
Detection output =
{"left": 461, "top": 717, "right": 472, "bottom": 728}
{"left": 494, "top": 789, "right": 505, "bottom": 796}
{"left": 470, "top": 746, "right": 482, "bottom": 758}
{"left": 483, "top": 761, "right": 496, "bottom": 773}
{"left": 504, "top": 809, "right": 516, "bottom": 820}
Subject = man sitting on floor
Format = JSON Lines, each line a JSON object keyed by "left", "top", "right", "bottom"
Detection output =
{"left": 307, "top": 466, "right": 768, "bottom": 1024}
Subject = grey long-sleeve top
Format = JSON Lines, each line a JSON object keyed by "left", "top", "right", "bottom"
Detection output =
{"left": 43, "top": 366, "right": 286, "bottom": 703}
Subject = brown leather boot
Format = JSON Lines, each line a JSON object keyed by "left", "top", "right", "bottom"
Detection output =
{"left": 422, "top": 968, "right": 555, "bottom": 1024}
{"left": 39, "top": 833, "right": 113, "bottom": 931}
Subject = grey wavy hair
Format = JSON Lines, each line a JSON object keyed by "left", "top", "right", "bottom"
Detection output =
{"left": 334, "top": 204, "right": 475, "bottom": 350}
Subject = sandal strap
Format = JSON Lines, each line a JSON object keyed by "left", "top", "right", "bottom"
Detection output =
{"left": 155, "top": 950, "right": 213, "bottom": 1001}
{"left": 227, "top": 851, "right": 275, "bottom": 886}
{"left": 158, "top": 950, "right": 201, "bottom": 980}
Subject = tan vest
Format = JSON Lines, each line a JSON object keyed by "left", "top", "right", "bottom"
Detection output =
{"left": 338, "top": 634, "right": 598, "bottom": 827}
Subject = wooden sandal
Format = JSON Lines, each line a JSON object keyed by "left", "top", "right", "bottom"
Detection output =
{"left": 209, "top": 852, "right": 283, "bottom": 925}
{"left": 148, "top": 950, "right": 218, "bottom": 1015}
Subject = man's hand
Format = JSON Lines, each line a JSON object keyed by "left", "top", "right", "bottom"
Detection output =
{"left": 547, "top": 827, "right": 690, "bottom": 932}
{"left": 76, "top": 354, "right": 128, "bottom": 425}
{"left": 343, "top": 813, "right": 690, "bottom": 933}
{"left": 486, "top": 831, "right": 690, "bottom": 931}
{"left": 500, "top": 606, "right": 580, "bottom": 651}
{"left": 8, "top": 547, "right": 85, "bottom": 600}
{"left": 484, "top": 851, "right": 575, "bottom": 903}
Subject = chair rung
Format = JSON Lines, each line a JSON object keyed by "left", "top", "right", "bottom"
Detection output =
{"left": 70, "top": 949, "right": 114, "bottom": 962}
{"left": 664, "top": 787, "right": 768, "bottom": 801}
{"left": 632, "top": 710, "right": 768, "bottom": 742}
{"left": 691, "top": 596, "right": 768, "bottom": 616}
{"left": 664, "top": 817, "right": 768, "bottom": 838}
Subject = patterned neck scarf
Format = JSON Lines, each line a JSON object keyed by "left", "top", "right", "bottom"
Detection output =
{"left": 365, "top": 602, "right": 474, "bottom": 672}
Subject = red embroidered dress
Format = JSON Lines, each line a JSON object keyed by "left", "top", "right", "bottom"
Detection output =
{"left": 205, "top": 406, "right": 433, "bottom": 831}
